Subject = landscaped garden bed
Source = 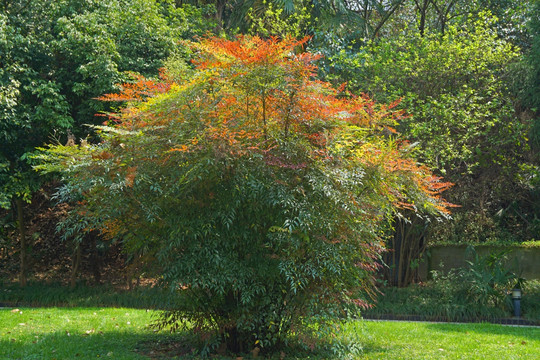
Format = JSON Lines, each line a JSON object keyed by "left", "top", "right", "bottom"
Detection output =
{"left": 364, "top": 280, "right": 540, "bottom": 326}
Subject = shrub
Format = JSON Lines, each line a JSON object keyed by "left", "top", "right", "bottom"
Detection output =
{"left": 37, "top": 36, "right": 450, "bottom": 355}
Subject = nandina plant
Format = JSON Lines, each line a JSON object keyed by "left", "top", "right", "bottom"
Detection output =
{"left": 37, "top": 36, "right": 452, "bottom": 355}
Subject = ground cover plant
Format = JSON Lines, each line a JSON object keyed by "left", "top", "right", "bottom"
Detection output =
{"left": 366, "top": 279, "right": 540, "bottom": 324}
{"left": 1, "top": 307, "right": 539, "bottom": 359}
{"left": 367, "top": 246, "right": 540, "bottom": 324}
{"left": 36, "top": 36, "right": 452, "bottom": 355}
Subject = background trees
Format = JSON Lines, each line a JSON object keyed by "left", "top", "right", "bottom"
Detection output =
{"left": 310, "top": 4, "right": 538, "bottom": 284}
{"left": 0, "top": 0, "right": 210, "bottom": 285}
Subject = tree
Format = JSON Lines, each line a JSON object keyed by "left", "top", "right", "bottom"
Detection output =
{"left": 523, "top": 1, "right": 540, "bottom": 114}
{"left": 329, "top": 15, "right": 537, "bottom": 246}
{"left": 323, "top": 14, "right": 539, "bottom": 285}
{"left": 0, "top": 4, "right": 72, "bottom": 285}
{"left": 0, "top": 0, "right": 207, "bottom": 285}
{"left": 37, "top": 36, "right": 451, "bottom": 354}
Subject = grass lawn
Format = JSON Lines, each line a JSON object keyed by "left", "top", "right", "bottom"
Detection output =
{"left": 354, "top": 321, "right": 540, "bottom": 359}
{"left": 0, "top": 307, "right": 539, "bottom": 359}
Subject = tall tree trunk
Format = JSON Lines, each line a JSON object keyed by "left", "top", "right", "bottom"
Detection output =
{"left": 386, "top": 216, "right": 428, "bottom": 287}
{"left": 414, "top": 0, "right": 431, "bottom": 36}
{"left": 15, "top": 197, "right": 27, "bottom": 287}
{"left": 397, "top": 220, "right": 406, "bottom": 287}
{"left": 215, "top": 0, "right": 226, "bottom": 31}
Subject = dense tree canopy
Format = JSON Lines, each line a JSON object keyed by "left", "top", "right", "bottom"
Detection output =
{"left": 325, "top": 12, "right": 539, "bottom": 245}
{"left": 0, "top": 0, "right": 211, "bottom": 285}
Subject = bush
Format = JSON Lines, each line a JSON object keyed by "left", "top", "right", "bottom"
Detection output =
{"left": 37, "top": 36, "right": 451, "bottom": 355}
{"left": 427, "top": 247, "right": 517, "bottom": 320}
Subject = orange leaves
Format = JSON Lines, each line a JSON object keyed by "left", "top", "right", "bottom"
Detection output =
{"left": 125, "top": 166, "right": 137, "bottom": 188}
{"left": 100, "top": 219, "right": 123, "bottom": 241}
{"left": 169, "top": 145, "right": 190, "bottom": 153}
{"left": 188, "top": 36, "right": 312, "bottom": 70}
{"left": 352, "top": 139, "right": 454, "bottom": 214}
{"left": 94, "top": 35, "right": 452, "bottom": 216}
{"left": 96, "top": 73, "right": 171, "bottom": 103}
{"left": 92, "top": 151, "right": 114, "bottom": 160}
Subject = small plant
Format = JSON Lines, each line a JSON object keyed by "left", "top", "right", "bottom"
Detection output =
{"left": 513, "top": 277, "right": 526, "bottom": 291}
{"left": 461, "top": 246, "right": 517, "bottom": 309}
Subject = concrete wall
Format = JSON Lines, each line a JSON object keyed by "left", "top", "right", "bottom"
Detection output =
{"left": 418, "top": 244, "right": 540, "bottom": 280}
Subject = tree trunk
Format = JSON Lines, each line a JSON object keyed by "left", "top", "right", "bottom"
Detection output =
{"left": 414, "top": 0, "right": 431, "bottom": 36}
{"left": 386, "top": 216, "right": 428, "bottom": 287}
{"left": 215, "top": 0, "right": 226, "bottom": 31}
{"left": 397, "top": 220, "right": 406, "bottom": 287}
{"left": 70, "top": 243, "right": 82, "bottom": 288}
{"left": 125, "top": 254, "right": 141, "bottom": 290}
{"left": 371, "top": 0, "right": 406, "bottom": 40}
{"left": 15, "top": 197, "right": 27, "bottom": 287}
{"left": 90, "top": 235, "right": 101, "bottom": 284}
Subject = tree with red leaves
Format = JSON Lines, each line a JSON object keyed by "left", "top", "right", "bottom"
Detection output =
{"left": 37, "top": 36, "right": 452, "bottom": 355}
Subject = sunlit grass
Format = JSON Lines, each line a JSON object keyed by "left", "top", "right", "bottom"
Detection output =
{"left": 0, "top": 307, "right": 166, "bottom": 359}
{"left": 354, "top": 320, "right": 540, "bottom": 360}
{"left": 0, "top": 308, "right": 538, "bottom": 359}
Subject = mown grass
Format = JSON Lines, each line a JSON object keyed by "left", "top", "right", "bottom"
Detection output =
{"left": 353, "top": 321, "right": 540, "bottom": 360}
{"left": 1, "top": 307, "right": 539, "bottom": 359}
{"left": 0, "top": 307, "right": 162, "bottom": 359}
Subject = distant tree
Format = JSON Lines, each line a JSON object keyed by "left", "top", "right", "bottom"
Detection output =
{"left": 524, "top": 1, "right": 540, "bottom": 113}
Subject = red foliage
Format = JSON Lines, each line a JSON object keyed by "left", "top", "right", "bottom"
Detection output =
{"left": 96, "top": 72, "right": 171, "bottom": 103}
{"left": 97, "top": 36, "right": 453, "bottom": 215}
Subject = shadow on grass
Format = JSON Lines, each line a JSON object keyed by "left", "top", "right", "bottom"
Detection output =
{"left": 422, "top": 322, "right": 540, "bottom": 342}
{"left": 0, "top": 330, "right": 194, "bottom": 360}
{"left": 1, "top": 325, "right": 391, "bottom": 360}
{"left": 355, "top": 342, "right": 392, "bottom": 359}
